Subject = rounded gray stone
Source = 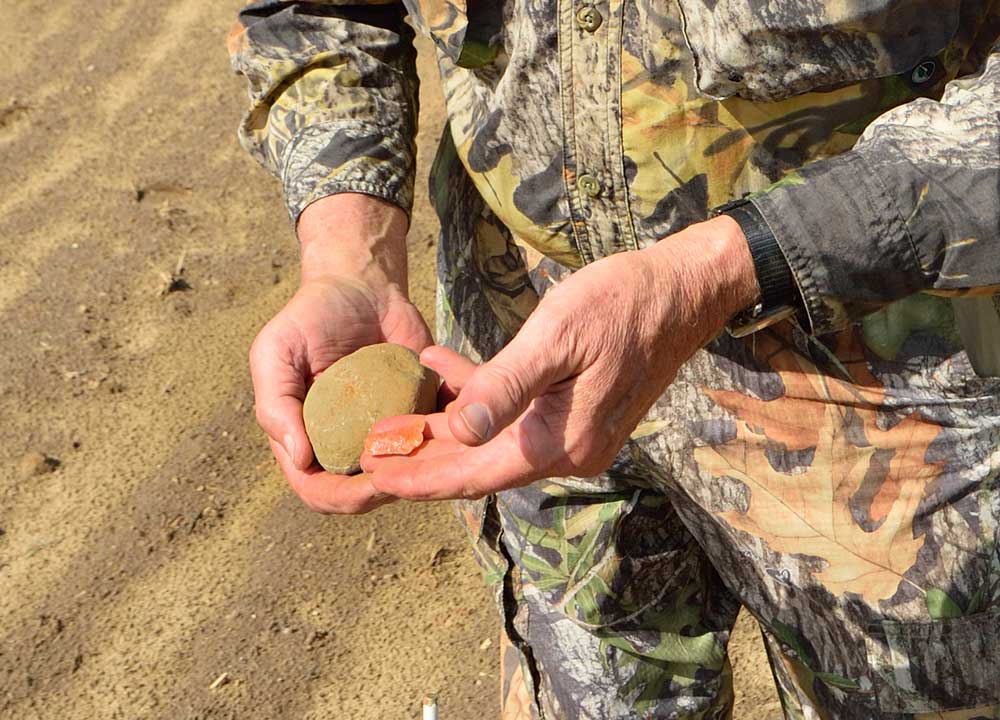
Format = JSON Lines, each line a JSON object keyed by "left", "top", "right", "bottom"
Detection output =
{"left": 302, "top": 343, "right": 438, "bottom": 475}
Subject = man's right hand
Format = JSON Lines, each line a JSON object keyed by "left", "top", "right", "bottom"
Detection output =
{"left": 249, "top": 194, "right": 432, "bottom": 514}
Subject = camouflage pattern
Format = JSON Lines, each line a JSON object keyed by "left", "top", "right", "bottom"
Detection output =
{"left": 434, "top": 142, "right": 1000, "bottom": 717}
{"left": 231, "top": 1, "right": 1000, "bottom": 717}
{"left": 228, "top": 2, "right": 420, "bottom": 222}
{"left": 231, "top": 0, "right": 1000, "bottom": 324}
{"left": 653, "top": 323, "right": 1000, "bottom": 720}
{"left": 673, "top": 0, "right": 966, "bottom": 102}
{"left": 432, "top": 135, "right": 739, "bottom": 718}
{"left": 752, "top": 44, "right": 1000, "bottom": 334}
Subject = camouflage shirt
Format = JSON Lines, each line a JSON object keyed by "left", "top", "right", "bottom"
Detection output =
{"left": 229, "top": 0, "right": 1000, "bottom": 336}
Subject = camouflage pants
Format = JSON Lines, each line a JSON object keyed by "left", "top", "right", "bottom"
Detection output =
{"left": 432, "top": 139, "right": 1000, "bottom": 720}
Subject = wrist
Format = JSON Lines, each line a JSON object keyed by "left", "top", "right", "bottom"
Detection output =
{"left": 645, "top": 215, "right": 759, "bottom": 329}
{"left": 698, "top": 215, "right": 761, "bottom": 320}
{"left": 297, "top": 194, "right": 410, "bottom": 293}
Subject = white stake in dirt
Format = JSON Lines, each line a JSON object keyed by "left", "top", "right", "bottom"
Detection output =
{"left": 423, "top": 695, "right": 438, "bottom": 720}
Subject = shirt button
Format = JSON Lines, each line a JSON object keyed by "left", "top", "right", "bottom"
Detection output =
{"left": 577, "top": 173, "right": 601, "bottom": 197}
{"left": 575, "top": 5, "right": 603, "bottom": 32}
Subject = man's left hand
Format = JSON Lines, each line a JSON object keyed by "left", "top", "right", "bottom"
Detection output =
{"left": 362, "top": 216, "right": 759, "bottom": 501}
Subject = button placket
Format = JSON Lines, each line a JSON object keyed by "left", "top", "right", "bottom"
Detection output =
{"left": 560, "top": 0, "right": 631, "bottom": 264}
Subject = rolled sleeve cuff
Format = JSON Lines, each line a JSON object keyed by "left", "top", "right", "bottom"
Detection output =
{"left": 750, "top": 151, "right": 926, "bottom": 335}
{"left": 280, "top": 121, "right": 416, "bottom": 226}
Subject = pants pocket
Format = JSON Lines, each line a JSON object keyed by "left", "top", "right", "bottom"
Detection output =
{"left": 865, "top": 606, "right": 1000, "bottom": 713}
{"left": 953, "top": 295, "right": 1000, "bottom": 379}
{"left": 499, "top": 482, "right": 682, "bottom": 631}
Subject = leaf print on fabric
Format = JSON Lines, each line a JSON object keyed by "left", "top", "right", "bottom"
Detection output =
{"left": 925, "top": 587, "right": 964, "bottom": 619}
{"left": 694, "top": 336, "right": 943, "bottom": 604}
{"left": 500, "top": 632, "right": 538, "bottom": 720}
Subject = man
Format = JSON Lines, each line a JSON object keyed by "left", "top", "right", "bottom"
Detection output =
{"left": 229, "top": 2, "right": 1000, "bottom": 717}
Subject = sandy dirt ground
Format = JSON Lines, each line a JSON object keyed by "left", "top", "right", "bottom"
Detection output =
{"left": 0, "top": 2, "right": 781, "bottom": 718}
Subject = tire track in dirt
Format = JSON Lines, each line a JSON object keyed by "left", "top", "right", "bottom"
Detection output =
{"left": 0, "top": 295, "right": 267, "bottom": 628}
{"left": 0, "top": 157, "right": 295, "bottom": 623}
{"left": 1, "top": 435, "right": 282, "bottom": 717}
{"left": 0, "top": 2, "right": 81, "bottom": 81}
{"left": 0, "top": 0, "right": 218, "bottom": 314}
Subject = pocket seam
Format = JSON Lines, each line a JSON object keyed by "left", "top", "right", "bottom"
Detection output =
{"left": 865, "top": 606, "right": 1000, "bottom": 713}
{"left": 671, "top": 0, "right": 960, "bottom": 102}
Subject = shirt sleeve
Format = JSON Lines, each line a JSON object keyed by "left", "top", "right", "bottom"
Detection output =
{"left": 228, "top": 1, "right": 418, "bottom": 224}
{"left": 751, "top": 44, "right": 1000, "bottom": 335}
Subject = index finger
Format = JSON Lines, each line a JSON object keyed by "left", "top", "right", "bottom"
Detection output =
{"left": 419, "top": 346, "right": 478, "bottom": 405}
{"left": 367, "top": 429, "right": 543, "bottom": 501}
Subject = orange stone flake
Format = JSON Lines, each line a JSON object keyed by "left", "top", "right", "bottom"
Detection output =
{"left": 364, "top": 416, "right": 427, "bottom": 457}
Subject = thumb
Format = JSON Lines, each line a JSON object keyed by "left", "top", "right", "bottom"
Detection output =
{"left": 448, "top": 328, "right": 568, "bottom": 446}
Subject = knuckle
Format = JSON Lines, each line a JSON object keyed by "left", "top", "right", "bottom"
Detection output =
{"left": 249, "top": 319, "right": 288, "bottom": 371}
{"left": 302, "top": 497, "right": 332, "bottom": 515}
{"left": 292, "top": 477, "right": 372, "bottom": 516}
{"left": 551, "top": 455, "right": 581, "bottom": 478}
{"left": 330, "top": 492, "right": 361, "bottom": 514}
{"left": 548, "top": 313, "right": 573, "bottom": 348}
{"left": 286, "top": 478, "right": 318, "bottom": 511}
{"left": 248, "top": 332, "right": 269, "bottom": 368}
{"left": 332, "top": 492, "right": 379, "bottom": 515}
{"left": 564, "top": 433, "right": 595, "bottom": 462}
{"left": 481, "top": 362, "right": 527, "bottom": 411}
{"left": 289, "top": 481, "right": 335, "bottom": 516}
{"left": 254, "top": 404, "right": 273, "bottom": 434}
{"left": 460, "top": 485, "right": 486, "bottom": 501}
{"left": 345, "top": 499, "right": 375, "bottom": 515}
{"left": 539, "top": 293, "right": 573, "bottom": 336}
{"left": 562, "top": 435, "right": 617, "bottom": 478}
{"left": 532, "top": 308, "right": 581, "bottom": 367}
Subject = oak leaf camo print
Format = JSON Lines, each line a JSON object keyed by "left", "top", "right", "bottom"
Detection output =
{"left": 230, "top": 1, "right": 1000, "bottom": 717}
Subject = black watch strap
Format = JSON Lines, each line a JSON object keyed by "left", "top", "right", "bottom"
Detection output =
{"left": 722, "top": 201, "right": 797, "bottom": 311}
{"left": 710, "top": 198, "right": 801, "bottom": 337}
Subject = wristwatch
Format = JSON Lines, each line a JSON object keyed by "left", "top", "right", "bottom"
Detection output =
{"left": 713, "top": 197, "right": 800, "bottom": 338}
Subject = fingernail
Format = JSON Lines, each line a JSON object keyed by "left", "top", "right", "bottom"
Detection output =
{"left": 283, "top": 433, "right": 297, "bottom": 464}
{"left": 459, "top": 403, "right": 493, "bottom": 442}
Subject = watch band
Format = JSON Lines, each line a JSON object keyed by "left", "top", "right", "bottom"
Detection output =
{"left": 713, "top": 198, "right": 800, "bottom": 337}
